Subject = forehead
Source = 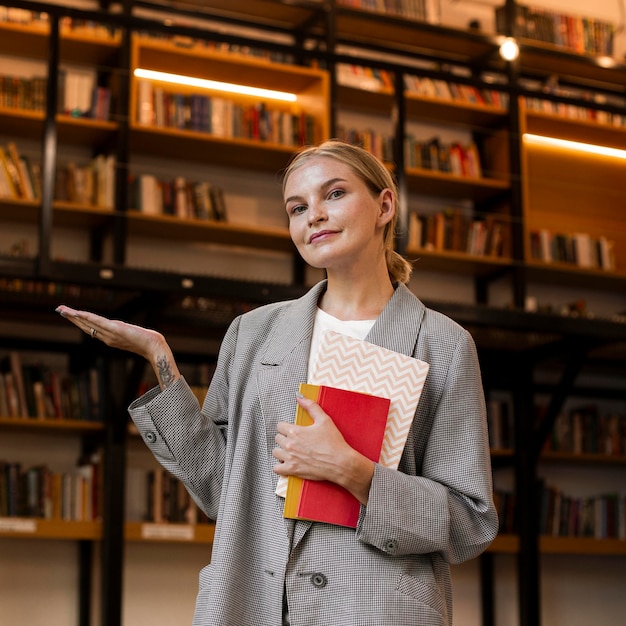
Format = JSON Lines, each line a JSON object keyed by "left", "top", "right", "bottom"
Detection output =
{"left": 284, "top": 155, "right": 356, "bottom": 192}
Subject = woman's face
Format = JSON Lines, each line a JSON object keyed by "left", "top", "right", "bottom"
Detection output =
{"left": 284, "top": 156, "right": 394, "bottom": 274}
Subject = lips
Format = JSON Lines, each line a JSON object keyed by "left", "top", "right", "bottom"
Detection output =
{"left": 309, "top": 230, "right": 337, "bottom": 244}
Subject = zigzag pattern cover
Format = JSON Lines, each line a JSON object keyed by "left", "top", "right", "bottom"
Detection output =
{"left": 276, "top": 330, "right": 430, "bottom": 498}
{"left": 311, "top": 331, "right": 430, "bottom": 468}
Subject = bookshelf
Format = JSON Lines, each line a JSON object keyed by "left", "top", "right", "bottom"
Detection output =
{"left": 1, "top": 2, "right": 625, "bottom": 626}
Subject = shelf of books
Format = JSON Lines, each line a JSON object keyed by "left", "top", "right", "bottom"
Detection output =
{"left": 520, "top": 97, "right": 626, "bottom": 282}
{"left": 129, "top": 34, "right": 329, "bottom": 171}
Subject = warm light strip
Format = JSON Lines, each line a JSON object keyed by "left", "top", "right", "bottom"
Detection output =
{"left": 523, "top": 133, "right": 626, "bottom": 159}
{"left": 134, "top": 68, "right": 297, "bottom": 102}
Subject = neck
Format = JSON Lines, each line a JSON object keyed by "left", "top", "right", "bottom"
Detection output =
{"left": 320, "top": 267, "right": 394, "bottom": 321}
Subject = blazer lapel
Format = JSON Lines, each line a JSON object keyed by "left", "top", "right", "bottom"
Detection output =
{"left": 256, "top": 283, "right": 327, "bottom": 548}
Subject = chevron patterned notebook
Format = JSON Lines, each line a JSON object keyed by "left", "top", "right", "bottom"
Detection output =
{"left": 277, "top": 330, "right": 430, "bottom": 501}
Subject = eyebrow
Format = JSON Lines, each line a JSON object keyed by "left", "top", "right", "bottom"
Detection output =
{"left": 284, "top": 177, "right": 348, "bottom": 205}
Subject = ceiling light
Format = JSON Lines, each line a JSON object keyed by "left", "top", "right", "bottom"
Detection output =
{"left": 499, "top": 37, "right": 519, "bottom": 62}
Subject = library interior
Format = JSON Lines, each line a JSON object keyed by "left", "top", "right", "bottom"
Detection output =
{"left": 0, "top": 1, "right": 624, "bottom": 625}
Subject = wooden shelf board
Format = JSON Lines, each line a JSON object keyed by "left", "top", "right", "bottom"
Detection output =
{"left": 0, "top": 416, "right": 105, "bottom": 432}
{"left": 487, "top": 535, "right": 626, "bottom": 556}
{"left": 336, "top": 85, "right": 395, "bottom": 115}
{"left": 517, "top": 40, "right": 626, "bottom": 91}
{"left": 0, "top": 21, "right": 120, "bottom": 65}
{"left": 0, "top": 107, "right": 45, "bottom": 139}
{"left": 0, "top": 21, "right": 49, "bottom": 59}
{"left": 540, "top": 536, "right": 626, "bottom": 556}
{"left": 541, "top": 451, "right": 626, "bottom": 466}
{"left": 524, "top": 112, "right": 626, "bottom": 151}
{"left": 0, "top": 517, "right": 101, "bottom": 540}
{"left": 129, "top": 124, "right": 297, "bottom": 171}
{"left": 406, "top": 168, "right": 510, "bottom": 200}
{"left": 488, "top": 534, "right": 519, "bottom": 553}
{"left": 405, "top": 248, "right": 513, "bottom": 275}
{"left": 56, "top": 116, "right": 119, "bottom": 145}
{"left": 126, "top": 212, "right": 294, "bottom": 252}
{"left": 0, "top": 198, "right": 40, "bottom": 222}
{"left": 524, "top": 261, "right": 626, "bottom": 290}
{"left": 125, "top": 521, "right": 215, "bottom": 544}
{"left": 134, "top": 36, "right": 327, "bottom": 93}
{"left": 335, "top": 11, "right": 497, "bottom": 63}
{"left": 53, "top": 202, "right": 117, "bottom": 228}
{"left": 150, "top": 0, "right": 323, "bottom": 32}
{"left": 406, "top": 96, "right": 508, "bottom": 130}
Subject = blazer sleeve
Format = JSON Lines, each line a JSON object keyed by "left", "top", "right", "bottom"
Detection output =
{"left": 356, "top": 327, "right": 498, "bottom": 564}
{"left": 127, "top": 316, "right": 241, "bottom": 520}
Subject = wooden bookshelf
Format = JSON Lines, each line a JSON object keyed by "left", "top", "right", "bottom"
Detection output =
{"left": 126, "top": 211, "right": 294, "bottom": 252}
{"left": 0, "top": 518, "right": 101, "bottom": 540}
{"left": 125, "top": 521, "right": 215, "bottom": 544}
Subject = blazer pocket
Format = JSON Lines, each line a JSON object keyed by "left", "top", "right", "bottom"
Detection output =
{"left": 395, "top": 572, "right": 446, "bottom": 618}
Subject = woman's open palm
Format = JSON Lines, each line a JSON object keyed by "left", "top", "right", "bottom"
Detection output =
{"left": 55, "top": 304, "right": 165, "bottom": 361}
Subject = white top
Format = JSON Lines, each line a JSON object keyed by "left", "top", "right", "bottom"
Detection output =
{"left": 307, "top": 307, "right": 376, "bottom": 381}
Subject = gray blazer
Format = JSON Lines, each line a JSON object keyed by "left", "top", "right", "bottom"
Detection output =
{"left": 129, "top": 281, "right": 498, "bottom": 626}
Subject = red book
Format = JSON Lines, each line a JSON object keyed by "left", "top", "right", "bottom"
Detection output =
{"left": 284, "top": 383, "right": 390, "bottom": 528}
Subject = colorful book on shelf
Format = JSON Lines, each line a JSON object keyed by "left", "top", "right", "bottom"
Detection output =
{"left": 284, "top": 383, "right": 391, "bottom": 528}
{"left": 277, "top": 331, "right": 430, "bottom": 515}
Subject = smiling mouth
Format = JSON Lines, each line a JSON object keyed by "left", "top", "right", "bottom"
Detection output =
{"left": 309, "top": 230, "right": 336, "bottom": 244}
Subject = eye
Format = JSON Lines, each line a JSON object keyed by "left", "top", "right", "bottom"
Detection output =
{"left": 288, "top": 203, "right": 307, "bottom": 216}
{"left": 328, "top": 188, "right": 344, "bottom": 200}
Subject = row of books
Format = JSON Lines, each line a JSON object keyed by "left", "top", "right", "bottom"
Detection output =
{"left": 137, "top": 82, "right": 317, "bottom": 147}
{"left": 495, "top": 4, "right": 615, "bottom": 57}
{"left": 0, "top": 352, "right": 103, "bottom": 421}
{"left": 59, "top": 70, "right": 113, "bottom": 121}
{"left": 405, "top": 136, "right": 483, "bottom": 178}
{"left": 128, "top": 174, "right": 227, "bottom": 222}
{"left": 543, "top": 406, "right": 625, "bottom": 457}
{"left": 0, "top": 454, "right": 101, "bottom": 521}
{"left": 337, "top": 127, "right": 395, "bottom": 163}
{"left": 338, "top": 0, "right": 441, "bottom": 24}
{"left": 495, "top": 486, "right": 626, "bottom": 540}
{"left": 487, "top": 395, "right": 514, "bottom": 450}
{"left": 408, "top": 210, "right": 511, "bottom": 258}
{"left": 523, "top": 96, "right": 626, "bottom": 127}
{"left": 336, "top": 63, "right": 394, "bottom": 92}
{"left": 0, "top": 141, "right": 116, "bottom": 207}
{"left": 539, "top": 483, "right": 624, "bottom": 540}
{"left": 0, "top": 74, "right": 46, "bottom": 112}
{"left": 336, "top": 64, "right": 509, "bottom": 112}
{"left": 528, "top": 229, "right": 616, "bottom": 270}
{"left": 0, "top": 141, "right": 40, "bottom": 201}
{"left": 403, "top": 75, "right": 509, "bottom": 109}
{"left": 126, "top": 467, "right": 210, "bottom": 525}
{"left": 55, "top": 154, "right": 116, "bottom": 209}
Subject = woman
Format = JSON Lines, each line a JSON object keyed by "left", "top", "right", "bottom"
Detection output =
{"left": 57, "top": 140, "right": 498, "bottom": 625}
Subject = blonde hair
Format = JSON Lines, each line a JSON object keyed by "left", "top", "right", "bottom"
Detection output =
{"left": 282, "top": 140, "right": 413, "bottom": 284}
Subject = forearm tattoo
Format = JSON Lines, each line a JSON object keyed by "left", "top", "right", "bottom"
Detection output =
{"left": 156, "top": 355, "right": 175, "bottom": 388}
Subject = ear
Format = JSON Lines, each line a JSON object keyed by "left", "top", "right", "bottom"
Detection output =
{"left": 376, "top": 188, "right": 395, "bottom": 227}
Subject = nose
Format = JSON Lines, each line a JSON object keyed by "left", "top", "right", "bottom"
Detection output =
{"left": 307, "top": 200, "right": 327, "bottom": 225}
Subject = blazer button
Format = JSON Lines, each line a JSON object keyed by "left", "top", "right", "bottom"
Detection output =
{"left": 384, "top": 539, "right": 398, "bottom": 553}
{"left": 145, "top": 431, "right": 157, "bottom": 443}
{"left": 310, "top": 573, "right": 328, "bottom": 588}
